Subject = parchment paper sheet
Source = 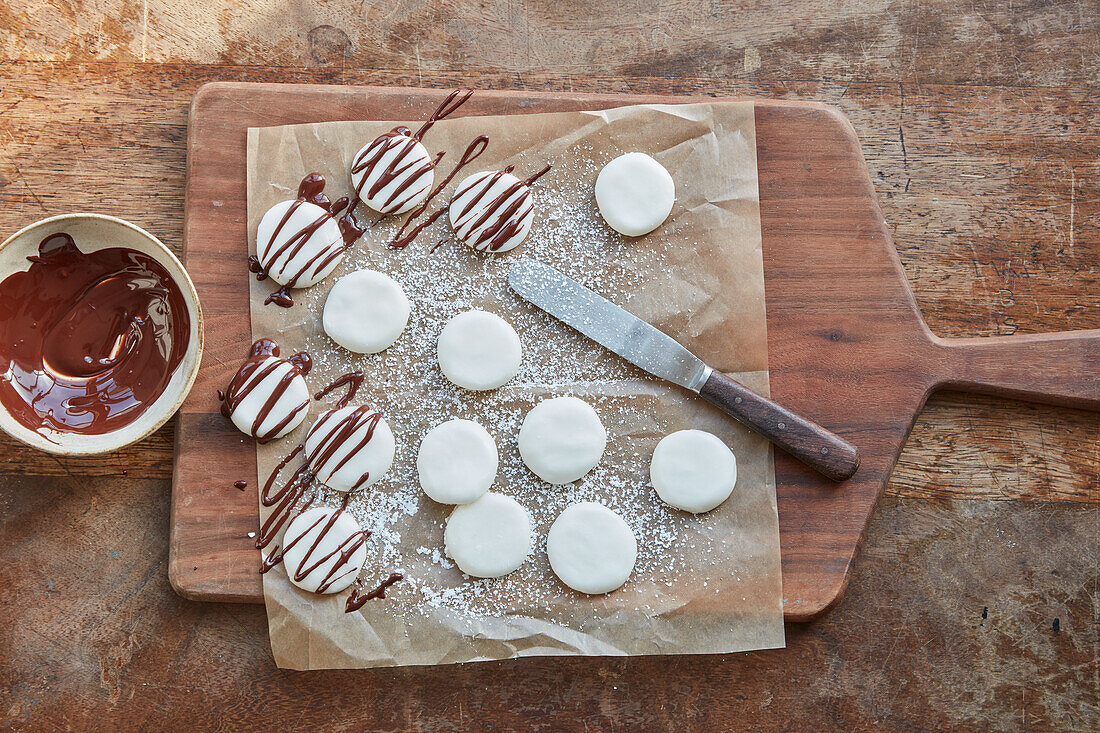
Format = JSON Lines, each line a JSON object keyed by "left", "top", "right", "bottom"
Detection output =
{"left": 245, "top": 101, "right": 784, "bottom": 669}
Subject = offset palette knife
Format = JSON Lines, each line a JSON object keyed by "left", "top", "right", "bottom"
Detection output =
{"left": 508, "top": 258, "right": 860, "bottom": 481}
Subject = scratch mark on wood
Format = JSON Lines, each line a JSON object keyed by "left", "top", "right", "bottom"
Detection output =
{"left": 13, "top": 164, "right": 47, "bottom": 212}
{"left": 1067, "top": 167, "right": 1075, "bottom": 256}
{"left": 141, "top": 0, "right": 148, "bottom": 63}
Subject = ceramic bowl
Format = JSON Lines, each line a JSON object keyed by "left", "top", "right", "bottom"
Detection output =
{"left": 0, "top": 214, "right": 204, "bottom": 455}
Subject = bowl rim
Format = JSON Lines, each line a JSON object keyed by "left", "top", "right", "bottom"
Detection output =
{"left": 0, "top": 212, "right": 205, "bottom": 456}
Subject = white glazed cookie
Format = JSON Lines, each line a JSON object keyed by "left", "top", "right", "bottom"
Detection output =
{"left": 437, "top": 310, "right": 522, "bottom": 391}
{"left": 221, "top": 340, "right": 311, "bottom": 443}
{"left": 444, "top": 493, "right": 532, "bottom": 578}
{"left": 350, "top": 130, "right": 436, "bottom": 215}
{"left": 281, "top": 506, "right": 368, "bottom": 594}
{"left": 256, "top": 199, "right": 344, "bottom": 288}
{"left": 417, "top": 419, "right": 498, "bottom": 505}
{"left": 226, "top": 356, "right": 310, "bottom": 442}
{"left": 650, "top": 429, "right": 738, "bottom": 513}
{"left": 448, "top": 169, "right": 534, "bottom": 253}
{"left": 518, "top": 396, "right": 606, "bottom": 484}
{"left": 594, "top": 152, "right": 675, "bottom": 237}
{"left": 304, "top": 405, "right": 396, "bottom": 493}
{"left": 546, "top": 502, "right": 637, "bottom": 594}
{"left": 323, "top": 269, "right": 410, "bottom": 354}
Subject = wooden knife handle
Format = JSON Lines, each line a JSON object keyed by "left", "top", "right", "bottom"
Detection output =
{"left": 698, "top": 370, "right": 860, "bottom": 482}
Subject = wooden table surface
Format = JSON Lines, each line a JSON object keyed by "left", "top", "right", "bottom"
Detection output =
{"left": 0, "top": 1, "right": 1096, "bottom": 730}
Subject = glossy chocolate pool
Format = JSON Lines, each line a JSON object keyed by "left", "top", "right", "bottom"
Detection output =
{"left": 0, "top": 232, "right": 190, "bottom": 438}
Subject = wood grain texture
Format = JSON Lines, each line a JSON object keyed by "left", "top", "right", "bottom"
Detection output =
{"left": 170, "top": 84, "right": 1098, "bottom": 623}
{"left": 0, "top": 0, "right": 1096, "bottom": 728}
{"left": 2, "top": 472, "right": 1096, "bottom": 730}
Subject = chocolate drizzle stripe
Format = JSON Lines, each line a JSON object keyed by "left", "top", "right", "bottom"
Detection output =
{"left": 261, "top": 443, "right": 304, "bottom": 505}
{"left": 257, "top": 174, "right": 365, "bottom": 308}
{"left": 412, "top": 89, "right": 474, "bottom": 141}
{"left": 259, "top": 494, "right": 319, "bottom": 571}
{"left": 367, "top": 138, "right": 422, "bottom": 198}
{"left": 293, "top": 518, "right": 369, "bottom": 592}
{"left": 263, "top": 203, "right": 333, "bottom": 285}
{"left": 352, "top": 89, "right": 473, "bottom": 217}
{"left": 257, "top": 442, "right": 313, "bottom": 563}
{"left": 390, "top": 135, "right": 490, "bottom": 250}
{"left": 352, "top": 133, "right": 432, "bottom": 213}
{"left": 314, "top": 371, "right": 364, "bottom": 410}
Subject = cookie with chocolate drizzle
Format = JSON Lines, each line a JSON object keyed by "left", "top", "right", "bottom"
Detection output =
{"left": 254, "top": 173, "right": 366, "bottom": 308}
{"left": 303, "top": 404, "right": 396, "bottom": 493}
{"left": 280, "top": 505, "right": 369, "bottom": 595}
{"left": 350, "top": 89, "right": 473, "bottom": 215}
{"left": 448, "top": 164, "right": 552, "bottom": 253}
{"left": 220, "top": 338, "right": 312, "bottom": 443}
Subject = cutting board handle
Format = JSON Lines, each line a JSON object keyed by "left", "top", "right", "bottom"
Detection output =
{"left": 932, "top": 330, "right": 1100, "bottom": 411}
{"left": 699, "top": 371, "right": 860, "bottom": 482}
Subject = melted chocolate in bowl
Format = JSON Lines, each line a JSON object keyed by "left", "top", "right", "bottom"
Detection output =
{"left": 0, "top": 232, "right": 191, "bottom": 439}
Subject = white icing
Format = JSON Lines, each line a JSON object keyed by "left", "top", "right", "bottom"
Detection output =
{"left": 448, "top": 170, "right": 533, "bottom": 253}
{"left": 546, "top": 502, "right": 637, "bottom": 594}
{"left": 351, "top": 133, "right": 435, "bottom": 215}
{"left": 594, "top": 152, "right": 675, "bottom": 237}
{"left": 304, "top": 405, "right": 396, "bottom": 492}
{"left": 322, "top": 269, "right": 410, "bottom": 354}
{"left": 282, "top": 506, "right": 367, "bottom": 594}
{"left": 436, "top": 310, "right": 522, "bottom": 391}
{"left": 443, "top": 492, "right": 532, "bottom": 578}
{"left": 228, "top": 356, "right": 310, "bottom": 441}
{"left": 650, "top": 429, "right": 737, "bottom": 513}
{"left": 256, "top": 199, "right": 343, "bottom": 287}
{"left": 417, "top": 419, "right": 498, "bottom": 505}
{"left": 517, "top": 396, "right": 606, "bottom": 484}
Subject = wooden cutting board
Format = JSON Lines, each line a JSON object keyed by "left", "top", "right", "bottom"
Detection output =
{"left": 169, "top": 83, "right": 1100, "bottom": 622}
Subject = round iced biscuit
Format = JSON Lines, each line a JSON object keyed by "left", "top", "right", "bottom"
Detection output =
{"left": 448, "top": 170, "right": 534, "bottom": 253}
{"left": 417, "top": 419, "right": 498, "bottom": 505}
{"left": 304, "top": 405, "right": 396, "bottom": 493}
{"left": 281, "top": 506, "right": 367, "bottom": 594}
{"left": 351, "top": 132, "right": 435, "bottom": 215}
{"left": 546, "top": 502, "right": 637, "bottom": 594}
{"left": 256, "top": 199, "right": 344, "bottom": 287}
{"left": 437, "top": 310, "right": 522, "bottom": 391}
{"left": 594, "top": 152, "right": 675, "bottom": 237}
{"left": 518, "top": 396, "right": 606, "bottom": 484}
{"left": 228, "top": 356, "right": 310, "bottom": 441}
{"left": 650, "top": 429, "right": 738, "bottom": 513}
{"left": 444, "top": 493, "right": 532, "bottom": 578}
{"left": 323, "top": 269, "right": 410, "bottom": 354}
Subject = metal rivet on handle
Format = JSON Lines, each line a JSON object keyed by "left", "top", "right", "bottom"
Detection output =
{"left": 820, "top": 446, "right": 829, "bottom": 454}
{"left": 734, "top": 397, "right": 742, "bottom": 404}
{"left": 777, "top": 422, "right": 786, "bottom": 430}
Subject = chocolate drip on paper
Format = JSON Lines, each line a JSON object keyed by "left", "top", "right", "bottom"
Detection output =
{"left": 345, "top": 572, "right": 404, "bottom": 612}
{"left": 412, "top": 89, "right": 473, "bottom": 141}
